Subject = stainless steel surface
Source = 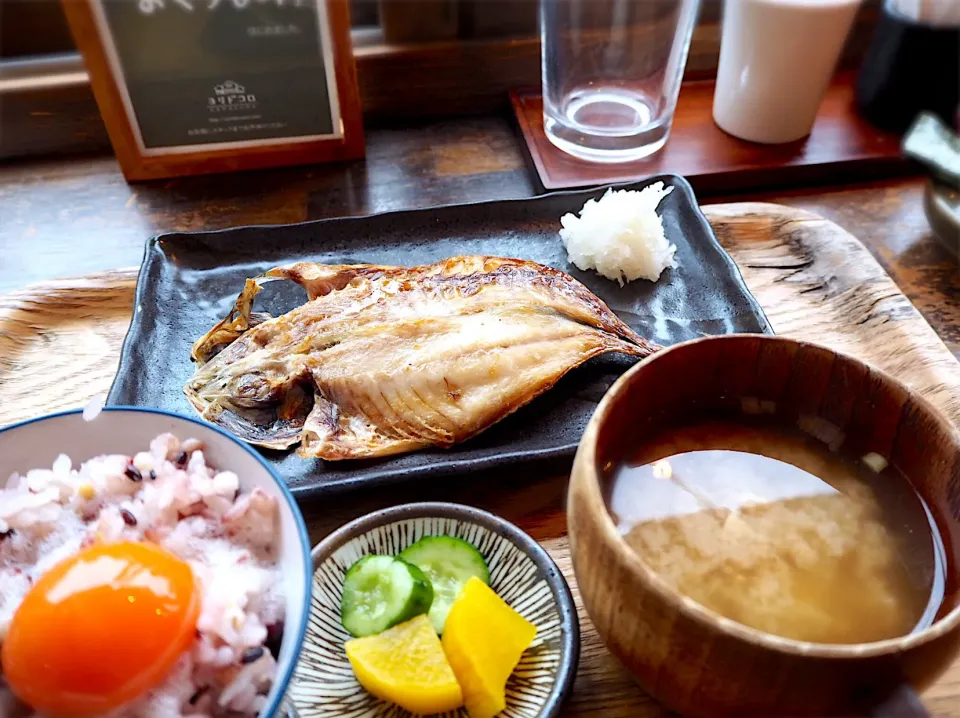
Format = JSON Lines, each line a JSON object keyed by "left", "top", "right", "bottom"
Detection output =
{"left": 0, "top": 53, "right": 88, "bottom": 94}
{"left": 924, "top": 180, "right": 960, "bottom": 256}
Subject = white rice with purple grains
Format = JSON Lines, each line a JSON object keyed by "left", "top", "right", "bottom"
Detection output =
{"left": 0, "top": 433, "right": 285, "bottom": 717}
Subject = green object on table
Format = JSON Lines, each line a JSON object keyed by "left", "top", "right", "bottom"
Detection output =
{"left": 904, "top": 113, "right": 960, "bottom": 255}
{"left": 903, "top": 112, "right": 960, "bottom": 191}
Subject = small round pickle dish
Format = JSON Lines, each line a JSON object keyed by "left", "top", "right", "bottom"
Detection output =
{"left": 288, "top": 503, "right": 580, "bottom": 717}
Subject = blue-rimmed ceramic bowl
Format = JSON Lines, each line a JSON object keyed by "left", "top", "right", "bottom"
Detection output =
{"left": 290, "top": 502, "right": 580, "bottom": 718}
{"left": 0, "top": 407, "right": 313, "bottom": 718}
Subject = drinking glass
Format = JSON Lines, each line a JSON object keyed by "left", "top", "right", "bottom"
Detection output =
{"left": 541, "top": 0, "right": 700, "bottom": 163}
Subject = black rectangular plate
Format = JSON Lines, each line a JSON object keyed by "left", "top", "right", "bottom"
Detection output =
{"left": 108, "top": 175, "right": 772, "bottom": 499}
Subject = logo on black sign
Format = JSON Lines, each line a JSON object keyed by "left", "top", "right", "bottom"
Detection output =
{"left": 208, "top": 81, "right": 257, "bottom": 111}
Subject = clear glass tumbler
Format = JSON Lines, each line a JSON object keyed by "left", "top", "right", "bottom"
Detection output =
{"left": 541, "top": 0, "right": 701, "bottom": 163}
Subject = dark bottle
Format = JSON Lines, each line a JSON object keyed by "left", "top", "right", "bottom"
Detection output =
{"left": 856, "top": 0, "right": 960, "bottom": 134}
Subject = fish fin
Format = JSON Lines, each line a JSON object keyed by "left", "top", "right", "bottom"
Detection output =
{"left": 447, "top": 336, "right": 648, "bottom": 446}
{"left": 264, "top": 262, "right": 403, "bottom": 301}
{"left": 297, "top": 391, "right": 429, "bottom": 460}
{"left": 400, "top": 255, "right": 659, "bottom": 353}
{"left": 451, "top": 256, "right": 660, "bottom": 353}
{"left": 191, "top": 279, "right": 268, "bottom": 364}
{"left": 297, "top": 334, "right": 644, "bottom": 461}
{"left": 497, "top": 257, "right": 658, "bottom": 352}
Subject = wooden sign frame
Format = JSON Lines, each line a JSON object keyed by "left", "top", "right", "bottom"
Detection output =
{"left": 62, "top": 0, "right": 364, "bottom": 181}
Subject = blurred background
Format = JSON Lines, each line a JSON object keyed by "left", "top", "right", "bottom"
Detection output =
{"left": 0, "top": 0, "right": 885, "bottom": 161}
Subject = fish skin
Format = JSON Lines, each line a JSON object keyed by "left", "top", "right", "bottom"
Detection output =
{"left": 184, "top": 256, "right": 659, "bottom": 460}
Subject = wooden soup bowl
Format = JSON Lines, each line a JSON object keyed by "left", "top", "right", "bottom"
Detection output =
{"left": 568, "top": 335, "right": 960, "bottom": 717}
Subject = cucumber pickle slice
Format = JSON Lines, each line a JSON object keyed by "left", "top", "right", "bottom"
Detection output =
{"left": 399, "top": 536, "right": 490, "bottom": 634}
{"left": 340, "top": 555, "right": 434, "bottom": 637}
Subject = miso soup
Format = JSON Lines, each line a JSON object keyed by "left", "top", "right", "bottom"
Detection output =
{"left": 607, "top": 418, "right": 947, "bottom": 644}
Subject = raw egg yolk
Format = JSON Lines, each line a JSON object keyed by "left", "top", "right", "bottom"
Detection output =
{"left": 2, "top": 541, "right": 200, "bottom": 716}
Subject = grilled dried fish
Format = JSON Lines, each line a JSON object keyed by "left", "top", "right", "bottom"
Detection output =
{"left": 185, "top": 256, "right": 658, "bottom": 460}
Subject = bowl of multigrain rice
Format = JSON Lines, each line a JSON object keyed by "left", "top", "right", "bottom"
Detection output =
{"left": 0, "top": 407, "right": 312, "bottom": 718}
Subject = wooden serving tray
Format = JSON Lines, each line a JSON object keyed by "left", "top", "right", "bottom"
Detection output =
{"left": 2, "top": 203, "right": 960, "bottom": 716}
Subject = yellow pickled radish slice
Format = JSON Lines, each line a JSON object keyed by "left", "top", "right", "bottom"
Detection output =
{"left": 345, "top": 614, "right": 463, "bottom": 715}
{"left": 441, "top": 576, "right": 537, "bottom": 718}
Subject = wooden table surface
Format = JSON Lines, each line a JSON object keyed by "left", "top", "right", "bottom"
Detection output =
{"left": 1, "top": 114, "right": 959, "bottom": 716}
{"left": 1, "top": 116, "right": 957, "bottom": 366}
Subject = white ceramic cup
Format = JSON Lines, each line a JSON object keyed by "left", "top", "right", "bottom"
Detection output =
{"left": 712, "top": 0, "right": 862, "bottom": 144}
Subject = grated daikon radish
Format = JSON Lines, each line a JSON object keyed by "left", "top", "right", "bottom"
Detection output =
{"left": 559, "top": 183, "right": 677, "bottom": 284}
